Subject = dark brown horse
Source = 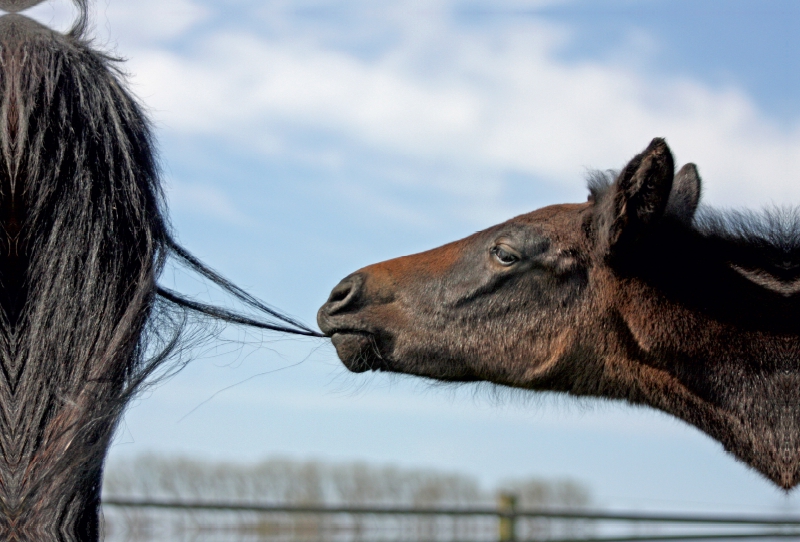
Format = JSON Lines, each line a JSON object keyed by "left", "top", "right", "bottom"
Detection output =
{"left": 319, "top": 138, "right": 800, "bottom": 490}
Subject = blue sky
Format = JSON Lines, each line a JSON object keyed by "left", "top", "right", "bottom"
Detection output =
{"left": 21, "top": 0, "right": 800, "bottom": 513}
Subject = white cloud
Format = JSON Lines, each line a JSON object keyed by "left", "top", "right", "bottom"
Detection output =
{"left": 25, "top": 1, "right": 800, "bottom": 214}
{"left": 127, "top": 32, "right": 480, "bottom": 151}
{"left": 103, "top": 0, "right": 210, "bottom": 43}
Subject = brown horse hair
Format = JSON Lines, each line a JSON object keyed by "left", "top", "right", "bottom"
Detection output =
{"left": 319, "top": 138, "right": 800, "bottom": 490}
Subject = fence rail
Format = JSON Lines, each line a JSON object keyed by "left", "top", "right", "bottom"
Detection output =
{"left": 102, "top": 497, "right": 800, "bottom": 541}
{"left": 102, "top": 498, "right": 800, "bottom": 525}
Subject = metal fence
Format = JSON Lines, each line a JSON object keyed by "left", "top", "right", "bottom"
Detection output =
{"left": 101, "top": 495, "right": 800, "bottom": 542}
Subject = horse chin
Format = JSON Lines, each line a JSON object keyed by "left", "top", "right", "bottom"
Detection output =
{"left": 330, "top": 331, "right": 385, "bottom": 373}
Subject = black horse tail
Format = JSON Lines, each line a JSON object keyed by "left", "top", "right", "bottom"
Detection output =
{"left": 0, "top": 7, "right": 318, "bottom": 540}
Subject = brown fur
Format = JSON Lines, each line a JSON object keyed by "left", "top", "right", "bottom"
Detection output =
{"left": 319, "top": 138, "right": 800, "bottom": 490}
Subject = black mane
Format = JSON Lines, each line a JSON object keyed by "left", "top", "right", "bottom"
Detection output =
{"left": 588, "top": 169, "right": 800, "bottom": 277}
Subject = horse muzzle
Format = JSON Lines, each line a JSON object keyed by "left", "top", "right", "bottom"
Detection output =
{"left": 318, "top": 272, "right": 389, "bottom": 373}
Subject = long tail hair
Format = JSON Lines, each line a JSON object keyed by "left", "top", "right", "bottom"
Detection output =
{"left": 0, "top": 5, "right": 319, "bottom": 540}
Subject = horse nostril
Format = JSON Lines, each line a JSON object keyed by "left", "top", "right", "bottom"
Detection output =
{"left": 324, "top": 273, "right": 364, "bottom": 315}
{"left": 328, "top": 282, "right": 351, "bottom": 304}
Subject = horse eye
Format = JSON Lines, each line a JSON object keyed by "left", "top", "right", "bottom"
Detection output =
{"left": 491, "top": 245, "right": 519, "bottom": 266}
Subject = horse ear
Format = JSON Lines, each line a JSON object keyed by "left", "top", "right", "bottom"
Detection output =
{"left": 600, "top": 138, "right": 675, "bottom": 256}
{"left": 665, "top": 163, "right": 701, "bottom": 224}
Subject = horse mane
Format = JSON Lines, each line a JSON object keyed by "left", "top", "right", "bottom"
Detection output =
{"left": 586, "top": 169, "right": 616, "bottom": 204}
{"left": 587, "top": 169, "right": 800, "bottom": 280}
{"left": 0, "top": 9, "right": 318, "bottom": 539}
{"left": 693, "top": 206, "right": 800, "bottom": 253}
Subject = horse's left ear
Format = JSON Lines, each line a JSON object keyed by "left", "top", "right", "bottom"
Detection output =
{"left": 599, "top": 138, "right": 674, "bottom": 257}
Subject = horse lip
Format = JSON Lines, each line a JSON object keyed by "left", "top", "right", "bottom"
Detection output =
{"left": 329, "top": 330, "right": 387, "bottom": 373}
{"left": 328, "top": 327, "right": 369, "bottom": 339}
{"left": 317, "top": 309, "right": 362, "bottom": 338}
{"left": 330, "top": 328, "right": 370, "bottom": 339}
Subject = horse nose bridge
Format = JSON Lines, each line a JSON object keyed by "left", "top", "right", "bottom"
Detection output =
{"left": 321, "top": 272, "right": 366, "bottom": 316}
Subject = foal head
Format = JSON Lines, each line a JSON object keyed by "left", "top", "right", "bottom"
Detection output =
{"left": 318, "top": 138, "right": 702, "bottom": 385}
{"left": 319, "top": 138, "right": 800, "bottom": 489}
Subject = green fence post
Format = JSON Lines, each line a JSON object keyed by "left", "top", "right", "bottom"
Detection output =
{"left": 498, "top": 493, "right": 517, "bottom": 542}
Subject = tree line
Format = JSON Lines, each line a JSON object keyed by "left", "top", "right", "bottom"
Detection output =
{"left": 102, "top": 455, "right": 592, "bottom": 541}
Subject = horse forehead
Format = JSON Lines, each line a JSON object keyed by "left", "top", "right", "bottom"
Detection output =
{"left": 512, "top": 202, "right": 590, "bottom": 240}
